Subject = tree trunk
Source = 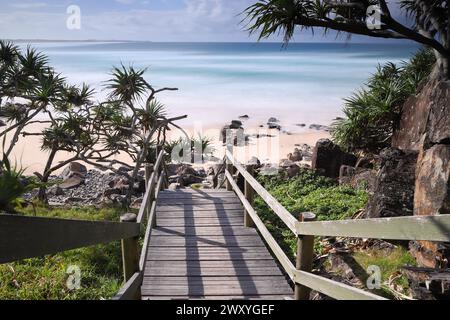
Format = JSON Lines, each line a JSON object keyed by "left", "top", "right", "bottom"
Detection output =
{"left": 38, "top": 147, "right": 58, "bottom": 202}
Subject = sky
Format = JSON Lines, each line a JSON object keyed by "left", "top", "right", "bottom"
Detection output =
{"left": 0, "top": 0, "right": 408, "bottom": 42}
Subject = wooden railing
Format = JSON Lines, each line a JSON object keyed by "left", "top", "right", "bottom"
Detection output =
{"left": 0, "top": 150, "right": 168, "bottom": 301}
{"left": 225, "top": 150, "right": 450, "bottom": 300}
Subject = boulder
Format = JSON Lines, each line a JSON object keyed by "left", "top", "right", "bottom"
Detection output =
{"left": 339, "top": 166, "right": 378, "bottom": 192}
{"left": 230, "top": 120, "right": 243, "bottom": 129}
{"left": 288, "top": 148, "right": 303, "bottom": 162}
{"left": 410, "top": 144, "right": 450, "bottom": 268}
{"left": 286, "top": 164, "right": 301, "bottom": 178}
{"left": 365, "top": 148, "right": 418, "bottom": 218}
{"left": 59, "top": 176, "right": 84, "bottom": 190}
{"left": 311, "top": 139, "right": 357, "bottom": 179}
{"left": 392, "top": 77, "right": 450, "bottom": 151}
{"left": 61, "top": 162, "right": 87, "bottom": 180}
{"left": 247, "top": 156, "right": 261, "bottom": 168}
{"left": 279, "top": 159, "right": 294, "bottom": 168}
{"left": 178, "top": 174, "right": 204, "bottom": 187}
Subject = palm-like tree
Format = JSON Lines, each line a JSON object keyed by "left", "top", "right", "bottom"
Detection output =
{"left": 244, "top": 0, "right": 450, "bottom": 78}
{"left": 331, "top": 48, "right": 435, "bottom": 152}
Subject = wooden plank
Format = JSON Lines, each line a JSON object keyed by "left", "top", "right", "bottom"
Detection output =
{"left": 143, "top": 276, "right": 290, "bottom": 286}
{"left": 143, "top": 295, "right": 291, "bottom": 300}
{"left": 158, "top": 193, "right": 238, "bottom": 199}
{"left": 141, "top": 284, "right": 292, "bottom": 296}
{"left": 225, "top": 170, "right": 296, "bottom": 280}
{"left": 112, "top": 272, "right": 142, "bottom": 300}
{"left": 156, "top": 220, "right": 244, "bottom": 227}
{"left": 157, "top": 209, "right": 244, "bottom": 218}
{"left": 149, "top": 235, "right": 265, "bottom": 247}
{"left": 152, "top": 226, "right": 258, "bottom": 237}
{"left": 226, "top": 151, "right": 297, "bottom": 234}
{"left": 293, "top": 269, "right": 386, "bottom": 300}
{"left": 157, "top": 198, "right": 242, "bottom": 205}
{"left": 296, "top": 215, "right": 450, "bottom": 242}
{"left": 145, "top": 267, "right": 284, "bottom": 276}
{"left": 156, "top": 204, "right": 243, "bottom": 212}
{"left": 145, "top": 260, "right": 280, "bottom": 269}
{"left": 0, "top": 214, "right": 140, "bottom": 264}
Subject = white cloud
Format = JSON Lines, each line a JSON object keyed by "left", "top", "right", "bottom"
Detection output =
{"left": 10, "top": 2, "right": 47, "bottom": 9}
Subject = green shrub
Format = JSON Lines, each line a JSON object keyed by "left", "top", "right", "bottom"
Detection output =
{"left": 255, "top": 169, "right": 369, "bottom": 260}
{"left": 331, "top": 48, "right": 436, "bottom": 153}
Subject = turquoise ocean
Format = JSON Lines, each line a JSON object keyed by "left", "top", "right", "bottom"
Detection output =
{"left": 24, "top": 41, "right": 419, "bottom": 130}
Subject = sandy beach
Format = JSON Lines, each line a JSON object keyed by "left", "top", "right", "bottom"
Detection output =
{"left": 5, "top": 122, "right": 330, "bottom": 175}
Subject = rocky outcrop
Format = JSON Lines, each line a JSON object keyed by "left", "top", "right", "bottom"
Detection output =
{"left": 409, "top": 144, "right": 450, "bottom": 268}
{"left": 392, "top": 77, "right": 450, "bottom": 151}
{"left": 365, "top": 148, "right": 418, "bottom": 218}
{"left": 391, "top": 75, "right": 450, "bottom": 268}
{"left": 311, "top": 139, "right": 357, "bottom": 179}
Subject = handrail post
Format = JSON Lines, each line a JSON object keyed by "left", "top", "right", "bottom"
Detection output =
{"left": 295, "top": 212, "right": 316, "bottom": 300}
{"left": 145, "top": 164, "right": 154, "bottom": 220}
{"left": 244, "top": 165, "right": 255, "bottom": 228}
{"left": 120, "top": 213, "right": 141, "bottom": 299}
{"left": 226, "top": 134, "right": 234, "bottom": 191}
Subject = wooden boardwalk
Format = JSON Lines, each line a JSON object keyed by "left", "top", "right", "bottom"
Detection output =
{"left": 142, "top": 189, "right": 293, "bottom": 300}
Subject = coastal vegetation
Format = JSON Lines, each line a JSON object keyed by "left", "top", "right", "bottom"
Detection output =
{"left": 331, "top": 48, "right": 436, "bottom": 153}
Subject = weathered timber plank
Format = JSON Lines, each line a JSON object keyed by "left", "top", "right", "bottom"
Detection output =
{"left": 141, "top": 285, "right": 292, "bottom": 296}
{"left": 145, "top": 260, "right": 280, "bottom": 269}
{"left": 156, "top": 220, "right": 244, "bottom": 227}
{"left": 157, "top": 198, "right": 242, "bottom": 205}
{"left": 152, "top": 226, "right": 257, "bottom": 236}
{"left": 113, "top": 272, "right": 142, "bottom": 300}
{"left": 0, "top": 214, "right": 140, "bottom": 264}
{"left": 156, "top": 210, "right": 244, "bottom": 218}
{"left": 156, "top": 204, "right": 243, "bottom": 212}
{"left": 145, "top": 267, "right": 284, "bottom": 276}
{"left": 143, "top": 295, "right": 291, "bottom": 300}
{"left": 143, "top": 276, "right": 290, "bottom": 286}
{"left": 149, "top": 236, "right": 265, "bottom": 247}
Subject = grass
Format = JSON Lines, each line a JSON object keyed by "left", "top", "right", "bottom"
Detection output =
{"left": 255, "top": 169, "right": 369, "bottom": 260}
{"left": 0, "top": 204, "right": 126, "bottom": 300}
{"left": 351, "top": 247, "right": 416, "bottom": 298}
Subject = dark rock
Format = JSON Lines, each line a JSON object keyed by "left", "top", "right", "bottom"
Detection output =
{"left": 402, "top": 267, "right": 450, "bottom": 300}
{"left": 286, "top": 164, "right": 301, "bottom": 178}
{"left": 268, "top": 117, "right": 279, "bottom": 123}
{"left": 48, "top": 185, "right": 65, "bottom": 196}
{"left": 220, "top": 125, "right": 231, "bottom": 144}
{"left": 310, "top": 124, "right": 330, "bottom": 132}
{"left": 267, "top": 123, "right": 281, "bottom": 130}
{"left": 365, "top": 148, "right": 418, "bottom": 218}
{"left": 311, "top": 139, "right": 357, "bottom": 179}
{"left": 287, "top": 148, "right": 303, "bottom": 162}
{"left": 247, "top": 156, "right": 261, "bottom": 168}
{"left": 0, "top": 119, "right": 5, "bottom": 127}
{"left": 178, "top": 174, "right": 204, "bottom": 187}
{"left": 230, "top": 120, "right": 243, "bottom": 129}
{"left": 118, "top": 165, "right": 133, "bottom": 173}
{"left": 295, "top": 123, "right": 306, "bottom": 127}
{"left": 238, "top": 115, "right": 249, "bottom": 120}
{"left": 355, "top": 157, "right": 375, "bottom": 170}
{"left": 339, "top": 165, "right": 356, "bottom": 185}
{"left": 279, "top": 159, "right": 294, "bottom": 168}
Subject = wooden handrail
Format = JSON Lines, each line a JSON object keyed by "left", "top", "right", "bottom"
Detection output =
{"left": 137, "top": 151, "right": 165, "bottom": 225}
{"left": 225, "top": 150, "right": 297, "bottom": 234}
{"left": 0, "top": 215, "right": 140, "bottom": 264}
{"left": 296, "top": 215, "right": 450, "bottom": 242}
{"left": 224, "top": 169, "right": 385, "bottom": 301}
{"left": 115, "top": 150, "right": 167, "bottom": 300}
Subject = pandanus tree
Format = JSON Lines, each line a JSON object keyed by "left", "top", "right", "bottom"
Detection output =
{"left": 1, "top": 42, "right": 186, "bottom": 205}
{"left": 243, "top": 0, "right": 450, "bottom": 78}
